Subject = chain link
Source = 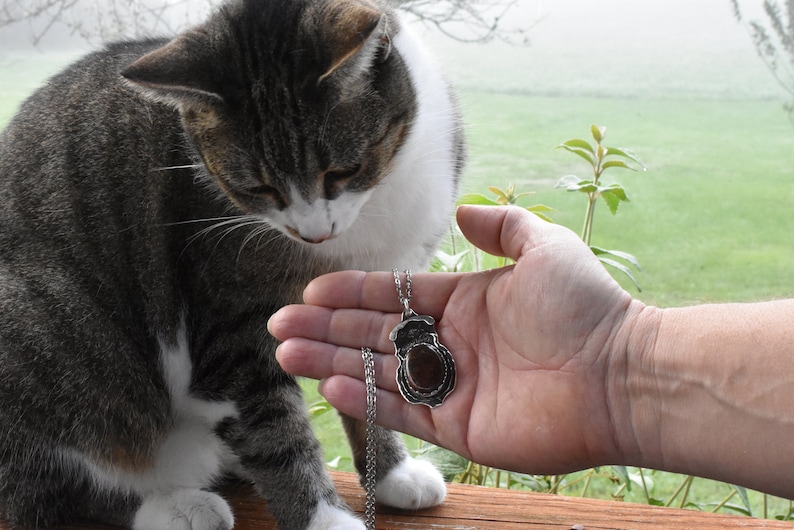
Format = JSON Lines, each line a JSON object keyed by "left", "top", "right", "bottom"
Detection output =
{"left": 392, "top": 269, "right": 412, "bottom": 316}
{"left": 361, "top": 347, "right": 378, "bottom": 530}
{"left": 361, "top": 269, "right": 413, "bottom": 528}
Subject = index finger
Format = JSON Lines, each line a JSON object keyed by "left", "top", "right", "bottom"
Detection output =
{"left": 303, "top": 270, "right": 462, "bottom": 318}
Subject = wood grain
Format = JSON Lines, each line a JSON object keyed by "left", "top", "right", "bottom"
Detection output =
{"left": 4, "top": 471, "right": 792, "bottom": 529}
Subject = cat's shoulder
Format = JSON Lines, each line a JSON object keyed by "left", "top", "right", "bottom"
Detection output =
{"left": 48, "top": 39, "right": 168, "bottom": 89}
{"left": 3, "top": 38, "right": 173, "bottom": 139}
{"left": 13, "top": 39, "right": 164, "bottom": 109}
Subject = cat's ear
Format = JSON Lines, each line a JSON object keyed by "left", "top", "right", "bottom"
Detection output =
{"left": 316, "top": 0, "right": 386, "bottom": 85}
{"left": 121, "top": 34, "right": 223, "bottom": 108}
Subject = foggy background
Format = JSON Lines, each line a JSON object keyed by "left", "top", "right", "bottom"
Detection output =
{"left": 416, "top": 0, "right": 783, "bottom": 99}
{"left": 0, "top": 0, "right": 785, "bottom": 100}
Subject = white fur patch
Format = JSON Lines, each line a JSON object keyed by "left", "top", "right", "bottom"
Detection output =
{"left": 132, "top": 489, "right": 234, "bottom": 530}
{"left": 72, "top": 321, "right": 240, "bottom": 496}
{"left": 306, "top": 500, "right": 365, "bottom": 530}
{"left": 158, "top": 327, "right": 240, "bottom": 427}
{"left": 265, "top": 184, "right": 374, "bottom": 244}
{"left": 375, "top": 457, "right": 447, "bottom": 510}
{"left": 308, "top": 19, "right": 461, "bottom": 272}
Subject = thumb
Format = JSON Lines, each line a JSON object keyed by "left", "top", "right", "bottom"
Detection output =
{"left": 456, "top": 205, "right": 540, "bottom": 261}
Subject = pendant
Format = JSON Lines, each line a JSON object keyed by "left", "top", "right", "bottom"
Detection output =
{"left": 389, "top": 269, "right": 455, "bottom": 408}
{"left": 390, "top": 310, "right": 456, "bottom": 408}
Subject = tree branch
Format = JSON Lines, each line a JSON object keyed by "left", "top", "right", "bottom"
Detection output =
{"left": 0, "top": 0, "right": 74, "bottom": 28}
{"left": 1, "top": 0, "right": 533, "bottom": 47}
{"left": 734, "top": 0, "right": 794, "bottom": 111}
{"left": 396, "top": 0, "right": 532, "bottom": 44}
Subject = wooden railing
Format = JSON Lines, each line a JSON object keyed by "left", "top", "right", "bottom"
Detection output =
{"left": 6, "top": 471, "right": 793, "bottom": 529}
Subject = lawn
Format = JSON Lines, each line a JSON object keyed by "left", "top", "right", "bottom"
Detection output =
{"left": 459, "top": 92, "right": 794, "bottom": 307}
{"left": 2, "top": 48, "right": 794, "bottom": 520}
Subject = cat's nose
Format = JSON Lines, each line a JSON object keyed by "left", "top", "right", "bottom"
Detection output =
{"left": 301, "top": 233, "right": 330, "bottom": 244}
{"left": 287, "top": 225, "right": 334, "bottom": 244}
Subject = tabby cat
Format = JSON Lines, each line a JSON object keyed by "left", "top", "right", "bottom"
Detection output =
{"left": 0, "top": 0, "right": 464, "bottom": 527}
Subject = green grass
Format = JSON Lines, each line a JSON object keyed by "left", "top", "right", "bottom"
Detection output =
{"left": 460, "top": 92, "right": 794, "bottom": 307}
{"left": 3, "top": 51, "right": 794, "bottom": 520}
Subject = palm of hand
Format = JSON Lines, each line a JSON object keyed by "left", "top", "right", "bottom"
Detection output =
{"left": 271, "top": 206, "right": 634, "bottom": 476}
{"left": 428, "top": 220, "right": 632, "bottom": 474}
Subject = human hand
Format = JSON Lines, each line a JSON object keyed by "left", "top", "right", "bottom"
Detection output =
{"left": 269, "top": 205, "right": 643, "bottom": 475}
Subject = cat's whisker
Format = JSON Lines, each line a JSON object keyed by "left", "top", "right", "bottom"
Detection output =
{"left": 402, "top": 148, "right": 461, "bottom": 166}
{"left": 178, "top": 216, "right": 263, "bottom": 261}
{"left": 237, "top": 222, "right": 278, "bottom": 262}
{"left": 177, "top": 220, "right": 234, "bottom": 259}
{"left": 318, "top": 101, "right": 344, "bottom": 149}
{"left": 150, "top": 164, "right": 204, "bottom": 172}
{"left": 254, "top": 232, "right": 282, "bottom": 255}
{"left": 241, "top": 222, "right": 275, "bottom": 249}
{"left": 358, "top": 205, "right": 390, "bottom": 219}
{"left": 214, "top": 219, "right": 263, "bottom": 243}
{"left": 161, "top": 216, "right": 247, "bottom": 228}
{"left": 185, "top": 217, "right": 251, "bottom": 244}
{"left": 207, "top": 218, "right": 269, "bottom": 258}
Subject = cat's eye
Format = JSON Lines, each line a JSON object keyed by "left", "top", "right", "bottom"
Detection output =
{"left": 325, "top": 165, "right": 361, "bottom": 183}
{"left": 323, "top": 164, "right": 362, "bottom": 197}
{"left": 245, "top": 184, "right": 286, "bottom": 208}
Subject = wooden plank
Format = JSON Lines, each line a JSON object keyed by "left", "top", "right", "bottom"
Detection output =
{"left": 4, "top": 471, "right": 792, "bottom": 529}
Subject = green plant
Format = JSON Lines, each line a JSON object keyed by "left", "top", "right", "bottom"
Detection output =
{"left": 445, "top": 184, "right": 554, "bottom": 272}
{"left": 458, "top": 182, "right": 554, "bottom": 220}
{"left": 555, "top": 124, "right": 645, "bottom": 290}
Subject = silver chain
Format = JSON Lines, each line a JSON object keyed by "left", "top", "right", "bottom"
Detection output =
{"left": 360, "top": 269, "right": 412, "bottom": 528}
{"left": 392, "top": 269, "right": 412, "bottom": 316}
{"left": 361, "top": 347, "right": 377, "bottom": 530}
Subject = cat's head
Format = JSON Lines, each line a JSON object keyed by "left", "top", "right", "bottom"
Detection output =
{"left": 122, "top": 0, "right": 416, "bottom": 244}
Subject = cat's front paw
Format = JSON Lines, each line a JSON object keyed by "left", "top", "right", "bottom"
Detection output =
{"left": 375, "top": 457, "right": 446, "bottom": 510}
{"left": 307, "top": 501, "right": 365, "bottom": 530}
{"left": 132, "top": 489, "right": 234, "bottom": 530}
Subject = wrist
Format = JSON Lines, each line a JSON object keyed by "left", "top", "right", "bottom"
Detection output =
{"left": 607, "top": 300, "right": 794, "bottom": 498}
{"left": 603, "top": 300, "right": 664, "bottom": 469}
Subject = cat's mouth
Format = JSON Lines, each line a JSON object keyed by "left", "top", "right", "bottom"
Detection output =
{"left": 286, "top": 225, "right": 337, "bottom": 245}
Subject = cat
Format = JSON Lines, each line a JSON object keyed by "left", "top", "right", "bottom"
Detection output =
{"left": 0, "top": 0, "right": 465, "bottom": 528}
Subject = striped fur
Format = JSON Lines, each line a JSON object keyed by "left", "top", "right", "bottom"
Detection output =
{"left": 0, "top": 0, "right": 463, "bottom": 527}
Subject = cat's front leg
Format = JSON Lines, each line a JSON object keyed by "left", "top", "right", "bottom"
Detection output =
{"left": 213, "top": 373, "right": 365, "bottom": 529}
{"left": 340, "top": 414, "right": 447, "bottom": 510}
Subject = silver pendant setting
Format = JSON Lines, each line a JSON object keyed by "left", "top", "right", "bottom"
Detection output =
{"left": 389, "top": 270, "right": 456, "bottom": 408}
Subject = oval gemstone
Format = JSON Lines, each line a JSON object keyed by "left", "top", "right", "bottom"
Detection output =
{"left": 406, "top": 343, "right": 445, "bottom": 393}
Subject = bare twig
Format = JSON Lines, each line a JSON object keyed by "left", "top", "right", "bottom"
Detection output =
{"left": 1, "top": 0, "right": 534, "bottom": 46}
{"left": 396, "top": 0, "right": 533, "bottom": 44}
{"left": 734, "top": 0, "right": 794, "bottom": 113}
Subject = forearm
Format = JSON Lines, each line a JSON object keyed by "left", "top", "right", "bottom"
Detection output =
{"left": 613, "top": 299, "right": 794, "bottom": 498}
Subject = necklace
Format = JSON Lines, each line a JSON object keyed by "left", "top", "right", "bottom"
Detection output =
{"left": 361, "top": 347, "right": 377, "bottom": 530}
{"left": 392, "top": 267, "right": 413, "bottom": 317}
{"left": 360, "top": 270, "right": 457, "bottom": 529}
